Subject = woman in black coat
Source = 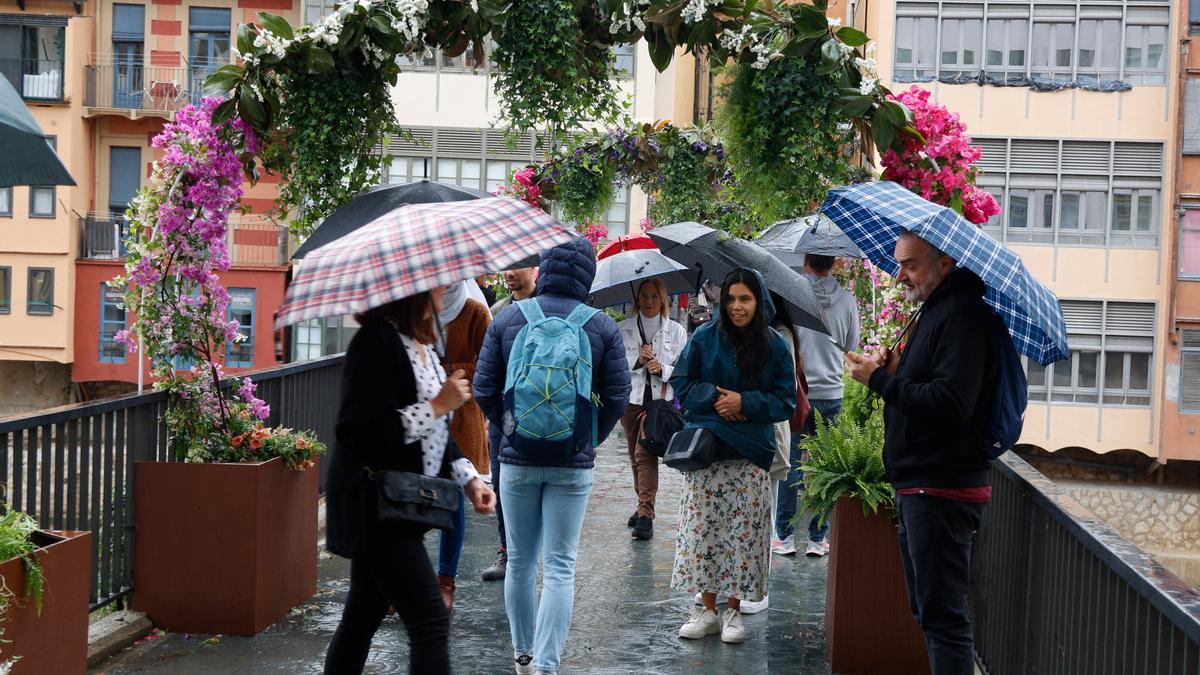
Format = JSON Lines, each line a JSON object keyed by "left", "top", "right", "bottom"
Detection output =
{"left": 323, "top": 287, "right": 496, "bottom": 674}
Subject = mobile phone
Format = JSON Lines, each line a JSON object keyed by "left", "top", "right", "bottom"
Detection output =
{"left": 826, "top": 334, "right": 850, "bottom": 353}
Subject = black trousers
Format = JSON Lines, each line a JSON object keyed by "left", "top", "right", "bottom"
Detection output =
{"left": 896, "top": 493, "right": 985, "bottom": 675}
{"left": 324, "top": 527, "right": 450, "bottom": 674}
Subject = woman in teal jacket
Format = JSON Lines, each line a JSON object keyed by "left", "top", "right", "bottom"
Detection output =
{"left": 668, "top": 267, "right": 797, "bottom": 645}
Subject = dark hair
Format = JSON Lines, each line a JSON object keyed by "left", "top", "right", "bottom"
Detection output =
{"left": 769, "top": 292, "right": 804, "bottom": 374}
{"left": 354, "top": 291, "right": 437, "bottom": 344}
{"left": 805, "top": 254, "right": 835, "bottom": 273}
{"left": 719, "top": 268, "right": 771, "bottom": 384}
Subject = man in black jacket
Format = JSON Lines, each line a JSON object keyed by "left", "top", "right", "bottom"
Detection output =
{"left": 845, "top": 231, "right": 999, "bottom": 675}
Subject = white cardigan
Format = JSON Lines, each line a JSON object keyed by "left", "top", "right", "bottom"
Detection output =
{"left": 618, "top": 313, "right": 689, "bottom": 406}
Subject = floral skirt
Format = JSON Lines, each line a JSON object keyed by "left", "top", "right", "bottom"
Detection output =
{"left": 670, "top": 458, "right": 771, "bottom": 602}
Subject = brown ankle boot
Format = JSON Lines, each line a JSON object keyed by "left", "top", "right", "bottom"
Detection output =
{"left": 437, "top": 575, "right": 456, "bottom": 612}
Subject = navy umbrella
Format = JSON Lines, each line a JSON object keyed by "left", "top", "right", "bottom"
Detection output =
{"left": 648, "top": 221, "right": 830, "bottom": 335}
{"left": 0, "top": 75, "right": 75, "bottom": 186}
{"left": 292, "top": 180, "right": 492, "bottom": 259}
{"left": 588, "top": 248, "right": 699, "bottom": 308}
{"left": 821, "top": 181, "right": 1068, "bottom": 365}
{"left": 757, "top": 213, "right": 865, "bottom": 269}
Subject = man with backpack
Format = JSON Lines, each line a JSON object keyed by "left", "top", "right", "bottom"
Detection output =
{"left": 844, "top": 231, "right": 1015, "bottom": 675}
{"left": 474, "top": 238, "right": 631, "bottom": 675}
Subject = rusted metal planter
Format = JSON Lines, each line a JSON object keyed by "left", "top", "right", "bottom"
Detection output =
{"left": 0, "top": 530, "right": 91, "bottom": 674}
{"left": 133, "top": 457, "right": 318, "bottom": 635}
{"left": 825, "top": 496, "right": 931, "bottom": 675}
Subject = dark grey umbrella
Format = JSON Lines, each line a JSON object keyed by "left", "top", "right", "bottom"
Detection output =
{"left": 757, "top": 213, "right": 865, "bottom": 269}
{"left": 648, "top": 222, "right": 830, "bottom": 335}
{"left": 588, "top": 248, "right": 699, "bottom": 308}
{"left": 292, "top": 180, "right": 492, "bottom": 259}
{"left": 0, "top": 75, "right": 75, "bottom": 187}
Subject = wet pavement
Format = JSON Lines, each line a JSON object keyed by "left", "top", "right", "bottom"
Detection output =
{"left": 94, "top": 433, "right": 831, "bottom": 674}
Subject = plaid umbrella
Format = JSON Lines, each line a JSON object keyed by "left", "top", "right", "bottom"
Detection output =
{"left": 277, "top": 197, "right": 575, "bottom": 327}
{"left": 820, "top": 181, "right": 1069, "bottom": 366}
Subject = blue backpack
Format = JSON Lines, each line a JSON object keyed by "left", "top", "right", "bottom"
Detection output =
{"left": 502, "top": 299, "right": 600, "bottom": 459}
{"left": 981, "top": 313, "right": 1028, "bottom": 460}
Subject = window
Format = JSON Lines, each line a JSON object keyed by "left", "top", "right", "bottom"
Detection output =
{"left": 0, "top": 187, "right": 10, "bottom": 216}
{"left": 1056, "top": 188, "right": 1106, "bottom": 245}
{"left": 1193, "top": 0, "right": 1200, "bottom": 36}
{"left": 1181, "top": 331, "right": 1200, "bottom": 412}
{"left": 939, "top": 17, "right": 982, "bottom": 77}
{"left": 614, "top": 43, "right": 635, "bottom": 79}
{"left": 1076, "top": 18, "right": 1121, "bottom": 84}
{"left": 388, "top": 156, "right": 430, "bottom": 184}
{"left": 985, "top": 18, "right": 1027, "bottom": 80}
{"left": 1110, "top": 188, "right": 1157, "bottom": 245}
{"left": 435, "top": 158, "right": 483, "bottom": 190}
{"left": 1030, "top": 20, "right": 1074, "bottom": 83}
{"left": 99, "top": 283, "right": 127, "bottom": 363}
{"left": 605, "top": 186, "right": 631, "bottom": 237}
{"left": 112, "top": 4, "right": 145, "bottom": 108}
{"left": 226, "top": 288, "right": 256, "bottom": 367}
{"left": 1123, "top": 24, "right": 1167, "bottom": 85}
{"left": 1181, "top": 208, "right": 1200, "bottom": 278}
{"left": 109, "top": 146, "right": 142, "bottom": 214}
{"left": 188, "top": 8, "right": 231, "bottom": 101}
{"left": 0, "top": 18, "right": 66, "bottom": 100}
{"left": 29, "top": 136, "right": 56, "bottom": 218}
{"left": 304, "top": 0, "right": 336, "bottom": 23}
{"left": 292, "top": 315, "right": 359, "bottom": 361}
{"left": 0, "top": 267, "right": 9, "bottom": 314}
{"left": 27, "top": 267, "right": 53, "bottom": 315}
{"left": 486, "top": 159, "right": 529, "bottom": 194}
{"left": 894, "top": 16, "right": 937, "bottom": 80}
{"left": 1006, "top": 186, "right": 1054, "bottom": 243}
{"left": 1029, "top": 301, "right": 1153, "bottom": 407}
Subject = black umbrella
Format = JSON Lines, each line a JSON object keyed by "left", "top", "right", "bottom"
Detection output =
{"left": 0, "top": 75, "right": 75, "bottom": 186}
{"left": 757, "top": 213, "right": 865, "bottom": 269}
{"left": 648, "top": 222, "right": 830, "bottom": 335}
{"left": 292, "top": 180, "right": 492, "bottom": 259}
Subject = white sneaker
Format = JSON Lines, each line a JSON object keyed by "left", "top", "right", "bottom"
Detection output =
{"left": 693, "top": 592, "right": 728, "bottom": 606}
{"left": 514, "top": 653, "right": 534, "bottom": 675}
{"left": 771, "top": 535, "right": 796, "bottom": 556}
{"left": 805, "top": 540, "right": 831, "bottom": 557}
{"left": 720, "top": 607, "right": 746, "bottom": 643}
{"left": 739, "top": 594, "right": 768, "bottom": 615}
{"left": 678, "top": 606, "right": 721, "bottom": 639}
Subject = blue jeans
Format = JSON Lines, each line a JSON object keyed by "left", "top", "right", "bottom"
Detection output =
{"left": 500, "top": 464, "right": 593, "bottom": 673}
{"left": 776, "top": 398, "right": 841, "bottom": 542}
{"left": 437, "top": 492, "right": 466, "bottom": 577}
{"left": 489, "top": 423, "right": 507, "bottom": 551}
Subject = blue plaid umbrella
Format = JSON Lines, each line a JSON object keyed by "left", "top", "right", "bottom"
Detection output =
{"left": 820, "top": 181, "right": 1069, "bottom": 366}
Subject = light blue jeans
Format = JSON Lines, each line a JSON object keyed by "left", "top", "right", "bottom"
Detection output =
{"left": 500, "top": 464, "right": 593, "bottom": 674}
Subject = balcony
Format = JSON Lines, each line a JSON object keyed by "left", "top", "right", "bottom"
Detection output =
{"left": 0, "top": 58, "right": 66, "bottom": 101}
{"left": 79, "top": 212, "right": 288, "bottom": 267}
{"left": 83, "top": 56, "right": 231, "bottom": 119}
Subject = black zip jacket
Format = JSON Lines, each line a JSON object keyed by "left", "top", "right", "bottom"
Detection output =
{"left": 867, "top": 268, "right": 1000, "bottom": 489}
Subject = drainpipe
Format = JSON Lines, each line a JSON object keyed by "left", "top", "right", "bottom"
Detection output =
{"left": 1170, "top": 37, "right": 1192, "bottom": 346}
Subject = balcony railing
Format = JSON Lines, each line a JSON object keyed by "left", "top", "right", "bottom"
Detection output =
{"left": 0, "top": 58, "right": 66, "bottom": 101}
{"left": 80, "top": 212, "right": 287, "bottom": 267}
{"left": 84, "top": 56, "right": 232, "bottom": 117}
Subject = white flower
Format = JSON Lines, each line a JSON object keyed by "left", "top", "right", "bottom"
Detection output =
{"left": 827, "top": 17, "right": 841, "bottom": 28}
{"left": 750, "top": 41, "right": 778, "bottom": 69}
{"left": 865, "top": 41, "right": 876, "bottom": 57}
{"left": 470, "top": 0, "right": 478, "bottom": 11}
{"left": 858, "top": 77, "right": 877, "bottom": 95}
{"left": 854, "top": 57, "right": 878, "bottom": 76}
{"left": 720, "top": 26, "right": 753, "bottom": 52}
{"left": 681, "top": 0, "right": 707, "bottom": 24}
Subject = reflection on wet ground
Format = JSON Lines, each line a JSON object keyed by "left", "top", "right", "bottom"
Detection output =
{"left": 95, "top": 434, "right": 831, "bottom": 674}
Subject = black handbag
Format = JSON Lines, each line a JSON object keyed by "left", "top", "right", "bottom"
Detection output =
{"left": 662, "top": 426, "right": 716, "bottom": 472}
{"left": 638, "top": 384, "right": 684, "bottom": 459}
{"left": 371, "top": 469, "right": 461, "bottom": 531}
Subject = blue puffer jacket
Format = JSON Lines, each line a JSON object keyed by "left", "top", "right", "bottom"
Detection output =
{"left": 474, "top": 237, "right": 631, "bottom": 469}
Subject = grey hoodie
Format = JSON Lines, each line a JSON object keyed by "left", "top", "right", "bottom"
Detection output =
{"left": 796, "top": 274, "right": 860, "bottom": 401}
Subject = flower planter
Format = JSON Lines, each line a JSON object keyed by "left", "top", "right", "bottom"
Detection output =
{"left": 825, "top": 496, "right": 930, "bottom": 675}
{"left": 0, "top": 530, "right": 91, "bottom": 674}
{"left": 133, "top": 457, "right": 318, "bottom": 635}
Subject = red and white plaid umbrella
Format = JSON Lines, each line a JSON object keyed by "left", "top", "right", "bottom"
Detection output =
{"left": 276, "top": 197, "right": 574, "bottom": 327}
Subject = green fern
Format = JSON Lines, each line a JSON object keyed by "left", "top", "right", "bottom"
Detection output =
{"left": 0, "top": 509, "right": 45, "bottom": 617}
{"left": 796, "top": 406, "right": 894, "bottom": 527}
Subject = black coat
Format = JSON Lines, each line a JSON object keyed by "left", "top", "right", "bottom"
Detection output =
{"left": 326, "top": 317, "right": 465, "bottom": 559}
{"left": 867, "top": 268, "right": 1000, "bottom": 490}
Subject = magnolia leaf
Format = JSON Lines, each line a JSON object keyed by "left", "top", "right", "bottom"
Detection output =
{"left": 257, "top": 12, "right": 294, "bottom": 40}
{"left": 837, "top": 95, "right": 874, "bottom": 119}
{"left": 647, "top": 33, "right": 675, "bottom": 72}
{"left": 872, "top": 115, "right": 895, "bottom": 153}
{"left": 237, "top": 23, "right": 255, "bottom": 57}
{"left": 202, "top": 64, "right": 242, "bottom": 97}
{"left": 237, "top": 88, "right": 267, "bottom": 127}
{"left": 879, "top": 100, "right": 908, "bottom": 127}
{"left": 836, "top": 26, "right": 868, "bottom": 46}
{"left": 307, "top": 46, "right": 335, "bottom": 74}
{"left": 369, "top": 14, "right": 397, "bottom": 36}
{"left": 211, "top": 98, "right": 237, "bottom": 125}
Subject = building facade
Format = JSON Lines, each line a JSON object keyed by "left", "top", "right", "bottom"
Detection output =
{"left": 858, "top": 0, "right": 1196, "bottom": 463}
{"left": 0, "top": 0, "right": 293, "bottom": 414}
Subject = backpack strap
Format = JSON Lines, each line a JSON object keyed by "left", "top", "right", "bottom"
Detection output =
{"left": 565, "top": 303, "right": 600, "bottom": 328}
{"left": 515, "top": 298, "right": 545, "bottom": 323}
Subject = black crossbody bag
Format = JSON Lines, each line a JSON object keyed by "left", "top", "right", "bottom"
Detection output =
{"left": 368, "top": 467, "right": 460, "bottom": 532}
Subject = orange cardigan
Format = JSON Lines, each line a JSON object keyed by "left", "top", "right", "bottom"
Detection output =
{"left": 444, "top": 299, "right": 491, "bottom": 473}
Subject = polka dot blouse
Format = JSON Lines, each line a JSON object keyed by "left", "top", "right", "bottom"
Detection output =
{"left": 397, "top": 333, "right": 479, "bottom": 488}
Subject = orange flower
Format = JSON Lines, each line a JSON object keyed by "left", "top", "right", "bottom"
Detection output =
{"left": 250, "top": 438, "right": 263, "bottom": 450}
{"left": 239, "top": 410, "right": 250, "bottom": 420}
{"left": 231, "top": 435, "right": 245, "bottom": 447}
{"left": 300, "top": 459, "right": 315, "bottom": 471}
{"left": 295, "top": 437, "right": 309, "bottom": 450}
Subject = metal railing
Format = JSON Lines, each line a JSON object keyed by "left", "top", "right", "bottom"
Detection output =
{"left": 971, "top": 453, "right": 1200, "bottom": 674}
{"left": 0, "top": 355, "right": 344, "bottom": 610}
{"left": 84, "top": 62, "right": 191, "bottom": 114}
{"left": 80, "top": 213, "right": 288, "bottom": 267}
{"left": 0, "top": 58, "right": 65, "bottom": 101}
{"left": 80, "top": 212, "right": 130, "bottom": 260}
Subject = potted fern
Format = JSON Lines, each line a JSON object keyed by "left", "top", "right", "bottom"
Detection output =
{"left": 0, "top": 509, "right": 90, "bottom": 674}
{"left": 798, "top": 380, "right": 930, "bottom": 675}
